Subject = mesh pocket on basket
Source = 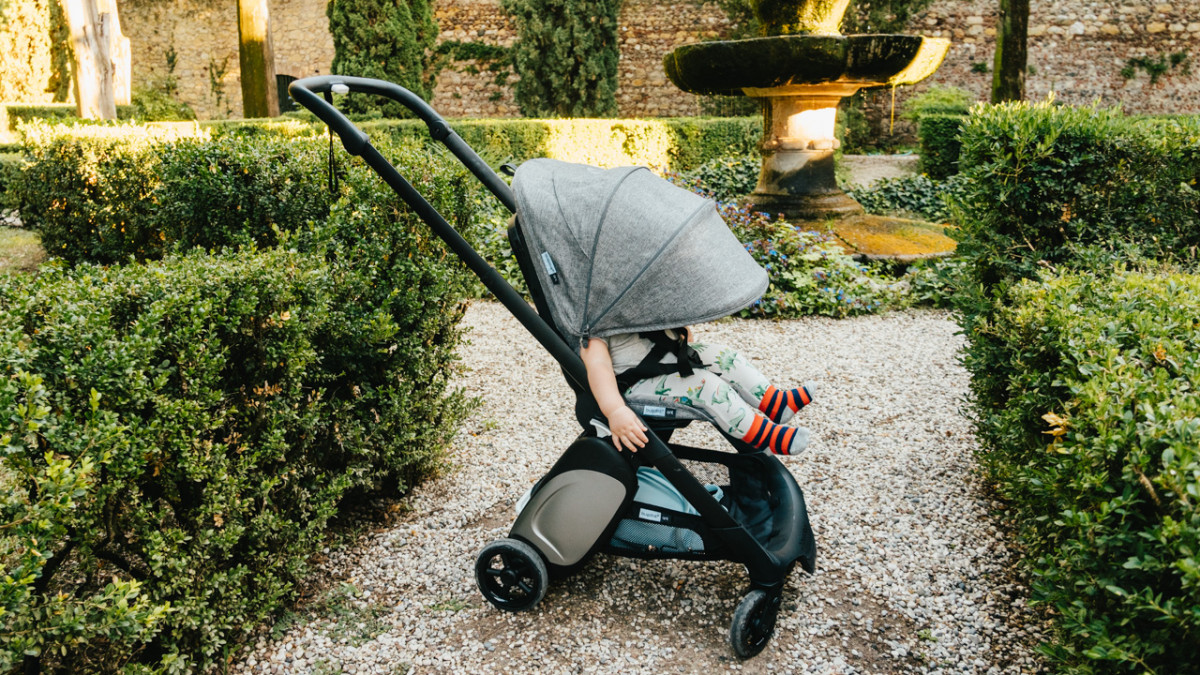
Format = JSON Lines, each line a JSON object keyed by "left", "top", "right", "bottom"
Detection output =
{"left": 610, "top": 517, "right": 705, "bottom": 554}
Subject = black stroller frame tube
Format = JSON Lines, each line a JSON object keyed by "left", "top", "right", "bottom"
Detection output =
{"left": 290, "top": 76, "right": 783, "bottom": 586}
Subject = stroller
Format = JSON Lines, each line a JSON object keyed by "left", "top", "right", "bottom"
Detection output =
{"left": 290, "top": 76, "right": 817, "bottom": 659}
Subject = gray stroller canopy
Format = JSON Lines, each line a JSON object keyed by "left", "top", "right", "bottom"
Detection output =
{"left": 512, "top": 159, "right": 768, "bottom": 345}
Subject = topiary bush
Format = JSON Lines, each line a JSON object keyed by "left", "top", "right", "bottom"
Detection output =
{"left": 964, "top": 269, "right": 1200, "bottom": 673}
{"left": 501, "top": 0, "right": 621, "bottom": 118}
{"left": 152, "top": 135, "right": 333, "bottom": 252}
{"left": 3, "top": 133, "right": 487, "bottom": 667}
{"left": 11, "top": 122, "right": 203, "bottom": 264}
{"left": 1, "top": 139, "right": 483, "bottom": 671}
{"left": 916, "top": 113, "right": 965, "bottom": 179}
{"left": 951, "top": 101, "right": 1200, "bottom": 303}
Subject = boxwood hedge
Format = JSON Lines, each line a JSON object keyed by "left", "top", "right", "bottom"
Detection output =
{"left": 1, "top": 141, "right": 482, "bottom": 670}
{"left": 968, "top": 270, "right": 1200, "bottom": 673}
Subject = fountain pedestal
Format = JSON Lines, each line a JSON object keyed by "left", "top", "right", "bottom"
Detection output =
{"left": 749, "top": 83, "right": 864, "bottom": 219}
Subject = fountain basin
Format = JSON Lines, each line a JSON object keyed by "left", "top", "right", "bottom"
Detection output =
{"left": 664, "top": 34, "right": 950, "bottom": 96}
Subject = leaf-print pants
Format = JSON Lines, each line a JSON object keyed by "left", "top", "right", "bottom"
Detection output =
{"left": 622, "top": 342, "right": 776, "bottom": 437}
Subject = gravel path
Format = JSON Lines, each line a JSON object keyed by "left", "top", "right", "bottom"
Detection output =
{"left": 234, "top": 301, "right": 1048, "bottom": 675}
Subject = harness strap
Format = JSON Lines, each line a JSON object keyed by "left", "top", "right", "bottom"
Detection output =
{"left": 615, "top": 329, "right": 703, "bottom": 392}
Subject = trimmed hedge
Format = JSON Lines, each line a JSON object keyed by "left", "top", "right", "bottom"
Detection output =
{"left": 965, "top": 270, "right": 1200, "bottom": 673}
{"left": 5, "top": 128, "right": 482, "bottom": 662}
{"left": 0, "top": 104, "right": 137, "bottom": 142}
{"left": 12, "top": 124, "right": 336, "bottom": 264}
{"left": 917, "top": 113, "right": 964, "bottom": 179}
{"left": 359, "top": 116, "right": 761, "bottom": 170}
{"left": 952, "top": 101, "right": 1200, "bottom": 299}
{"left": 2, "top": 139, "right": 482, "bottom": 670}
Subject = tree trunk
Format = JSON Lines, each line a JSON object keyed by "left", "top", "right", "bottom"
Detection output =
{"left": 991, "top": 0, "right": 1029, "bottom": 103}
{"left": 100, "top": 0, "right": 131, "bottom": 105}
{"left": 61, "top": 0, "right": 116, "bottom": 119}
{"left": 238, "top": 0, "right": 280, "bottom": 118}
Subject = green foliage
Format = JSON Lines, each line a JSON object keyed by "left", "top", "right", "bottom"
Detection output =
{"left": 152, "top": 136, "right": 332, "bottom": 252}
{"left": 129, "top": 86, "right": 196, "bottom": 122}
{"left": 963, "top": 270, "right": 1200, "bottom": 673}
{"left": 1121, "top": 51, "right": 1192, "bottom": 84}
{"left": 902, "top": 86, "right": 975, "bottom": 120}
{"left": 681, "top": 154, "right": 760, "bottom": 202}
{"left": 950, "top": 101, "right": 1200, "bottom": 301}
{"left": 10, "top": 125, "right": 335, "bottom": 264}
{"left": 11, "top": 123, "right": 188, "bottom": 264}
{"left": 916, "top": 113, "right": 965, "bottom": 179}
{"left": 362, "top": 116, "right": 761, "bottom": 171}
{"left": 903, "top": 86, "right": 974, "bottom": 178}
{"left": 501, "top": 0, "right": 621, "bottom": 118}
{"left": 0, "top": 144, "right": 480, "bottom": 668}
{"left": 326, "top": 0, "right": 439, "bottom": 118}
{"left": 847, "top": 173, "right": 968, "bottom": 223}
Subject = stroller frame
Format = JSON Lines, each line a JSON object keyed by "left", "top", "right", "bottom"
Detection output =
{"left": 290, "top": 76, "right": 817, "bottom": 659}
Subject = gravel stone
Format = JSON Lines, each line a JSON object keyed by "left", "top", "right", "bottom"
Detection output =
{"left": 232, "top": 301, "right": 1049, "bottom": 674}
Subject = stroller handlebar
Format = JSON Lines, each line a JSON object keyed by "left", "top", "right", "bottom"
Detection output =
{"left": 288, "top": 75, "right": 451, "bottom": 155}
{"left": 289, "top": 76, "right": 516, "bottom": 212}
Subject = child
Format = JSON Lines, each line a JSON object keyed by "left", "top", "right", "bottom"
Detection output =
{"left": 581, "top": 326, "right": 814, "bottom": 455}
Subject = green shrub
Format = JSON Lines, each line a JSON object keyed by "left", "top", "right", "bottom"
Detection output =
{"left": 501, "top": 0, "right": 620, "bottom": 118}
{"left": 129, "top": 86, "right": 197, "bottom": 122}
{"left": 326, "top": 0, "right": 439, "bottom": 119}
{"left": 902, "top": 86, "right": 974, "bottom": 179}
{"left": 11, "top": 122, "right": 203, "bottom": 264}
{"left": 0, "top": 161, "right": 478, "bottom": 667}
{"left": 903, "top": 85, "right": 975, "bottom": 120}
{"left": 12, "top": 125, "right": 335, "bottom": 264}
{"left": 951, "top": 101, "right": 1200, "bottom": 301}
{"left": 964, "top": 270, "right": 1200, "bottom": 673}
{"left": 152, "top": 135, "right": 333, "bottom": 252}
{"left": 917, "top": 113, "right": 965, "bottom": 179}
{"left": 361, "top": 116, "right": 761, "bottom": 171}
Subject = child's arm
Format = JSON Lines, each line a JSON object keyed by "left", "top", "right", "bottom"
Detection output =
{"left": 580, "top": 338, "right": 648, "bottom": 452}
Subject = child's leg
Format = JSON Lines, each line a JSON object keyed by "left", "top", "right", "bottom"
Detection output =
{"left": 625, "top": 372, "right": 809, "bottom": 455}
{"left": 689, "top": 342, "right": 814, "bottom": 424}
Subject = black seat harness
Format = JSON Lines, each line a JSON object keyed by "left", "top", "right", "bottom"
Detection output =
{"left": 614, "top": 329, "right": 705, "bottom": 393}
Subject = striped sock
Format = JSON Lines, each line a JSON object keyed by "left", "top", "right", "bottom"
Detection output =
{"left": 758, "top": 384, "right": 814, "bottom": 424}
{"left": 740, "top": 414, "right": 810, "bottom": 456}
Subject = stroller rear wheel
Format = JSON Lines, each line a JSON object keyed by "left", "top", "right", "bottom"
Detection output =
{"left": 475, "top": 538, "right": 549, "bottom": 612}
{"left": 729, "top": 589, "right": 781, "bottom": 658}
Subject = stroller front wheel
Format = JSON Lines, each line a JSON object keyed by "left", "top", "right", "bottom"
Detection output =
{"left": 729, "top": 589, "right": 781, "bottom": 659}
{"left": 475, "top": 538, "right": 549, "bottom": 612}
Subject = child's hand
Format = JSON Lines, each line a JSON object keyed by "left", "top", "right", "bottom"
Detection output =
{"left": 608, "top": 405, "right": 648, "bottom": 452}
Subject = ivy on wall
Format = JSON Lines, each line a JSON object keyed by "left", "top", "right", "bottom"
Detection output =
{"left": 500, "top": 0, "right": 621, "bottom": 118}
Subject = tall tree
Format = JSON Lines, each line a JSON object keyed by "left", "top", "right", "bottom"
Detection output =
{"left": 238, "top": 0, "right": 279, "bottom": 117}
{"left": 501, "top": 0, "right": 621, "bottom": 118}
{"left": 326, "top": 0, "right": 438, "bottom": 118}
{"left": 60, "top": 0, "right": 128, "bottom": 118}
{"left": 991, "top": 0, "right": 1029, "bottom": 102}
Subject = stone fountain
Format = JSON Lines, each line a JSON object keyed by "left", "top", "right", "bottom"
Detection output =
{"left": 664, "top": 0, "right": 956, "bottom": 260}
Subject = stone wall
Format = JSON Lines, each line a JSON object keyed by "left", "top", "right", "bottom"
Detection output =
{"left": 118, "top": 0, "right": 1199, "bottom": 122}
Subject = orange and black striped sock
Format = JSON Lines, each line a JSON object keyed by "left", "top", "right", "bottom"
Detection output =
{"left": 741, "top": 414, "right": 804, "bottom": 455}
{"left": 758, "top": 385, "right": 813, "bottom": 423}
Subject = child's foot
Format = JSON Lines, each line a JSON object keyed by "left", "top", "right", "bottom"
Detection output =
{"left": 759, "top": 382, "right": 816, "bottom": 424}
{"left": 741, "top": 415, "right": 811, "bottom": 455}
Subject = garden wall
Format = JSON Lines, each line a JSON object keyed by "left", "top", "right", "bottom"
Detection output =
{"left": 116, "top": 0, "right": 1200, "bottom": 122}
